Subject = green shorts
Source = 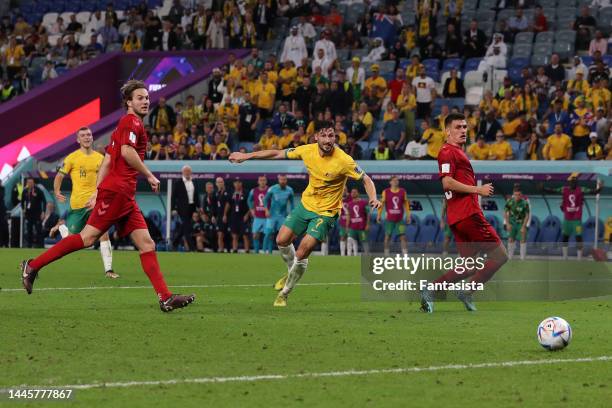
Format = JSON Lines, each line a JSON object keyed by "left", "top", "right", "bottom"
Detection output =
{"left": 384, "top": 220, "right": 405, "bottom": 236}
{"left": 562, "top": 220, "right": 582, "bottom": 237}
{"left": 283, "top": 201, "right": 337, "bottom": 242}
{"left": 66, "top": 207, "right": 92, "bottom": 234}
{"left": 508, "top": 221, "right": 527, "bottom": 241}
{"left": 444, "top": 224, "right": 452, "bottom": 239}
{"left": 338, "top": 225, "right": 348, "bottom": 238}
{"left": 348, "top": 228, "right": 367, "bottom": 241}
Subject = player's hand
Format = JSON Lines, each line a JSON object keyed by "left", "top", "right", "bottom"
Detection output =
{"left": 55, "top": 191, "right": 66, "bottom": 203}
{"left": 376, "top": 216, "right": 381, "bottom": 224}
{"left": 49, "top": 224, "right": 60, "bottom": 237}
{"left": 521, "top": 225, "right": 527, "bottom": 234}
{"left": 147, "top": 174, "right": 161, "bottom": 192}
{"left": 369, "top": 199, "right": 382, "bottom": 210}
{"left": 229, "top": 152, "right": 248, "bottom": 163}
{"left": 243, "top": 214, "right": 249, "bottom": 222}
{"left": 264, "top": 208, "right": 270, "bottom": 218}
{"left": 477, "top": 183, "right": 494, "bottom": 197}
{"left": 85, "top": 192, "right": 97, "bottom": 210}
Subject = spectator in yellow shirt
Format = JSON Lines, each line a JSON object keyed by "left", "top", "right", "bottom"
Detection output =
{"left": 334, "top": 121, "right": 348, "bottom": 146}
{"left": 364, "top": 64, "right": 387, "bottom": 99}
{"left": 257, "top": 125, "right": 279, "bottom": 150}
{"left": 467, "top": 136, "right": 491, "bottom": 160}
{"left": 254, "top": 72, "right": 276, "bottom": 118}
{"left": 420, "top": 119, "right": 445, "bottom": 159}
{"left": 498, "top": 91, "right": 518, "bottom": 120}
{"left": 543, "top": 124, "right": 572, "bottom": 160}
{"left": 4, "top": 36, "right": 25, "bottom": 80}
{"left": 488, "top": 131, "right": 514, "bottom": 160}
{"left": 589, "top": 79, "right": 611, "bottom": 114}
{"left": 277, "top": 60, "right": 297, "bottom": 103}
{"left": 216, "top": 97, "right": 239, "bottom": 131}
{"left": 567, "top": 69, "right": 590, "bottom": 96}
{"left": 229, "top": 58, "right": 246, "bottom": 85}
{"left": 502, "top": 111, "right": 522, "bottom": 137}
{"left": 358, "top": 102, "right": 374, "bottom": 131}
{"left": 515, "top": 84, "right": 538, "bottom": 119}
{"left": 277, "top": 126, "right": 294, "bottom": 149}
{"left": 181, "top": 95, "right": 203, "bottom": 128}
{"left": 479, "top": 90, "right": 499, "bottom": 115}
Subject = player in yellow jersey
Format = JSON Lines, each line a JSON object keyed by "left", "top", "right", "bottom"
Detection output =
{"left": 229, "top": 127, "right": 381, "bottom": 306}
{"left": 52, "top": 127, "right": 118, "bottom": 279}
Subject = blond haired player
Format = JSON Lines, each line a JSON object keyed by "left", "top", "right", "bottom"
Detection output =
{"left": 52, "top": 127, "right": 118, "bottom": 279}
{"left": 230, "top": 127, "right": 381, "bottom": 307}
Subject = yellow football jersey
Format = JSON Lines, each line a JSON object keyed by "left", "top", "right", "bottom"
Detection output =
{"left": 285, "top": 143, "right": 364, "bottom": 216}
{"left": 59, "top": 149, "right": 103, "bottom": 210}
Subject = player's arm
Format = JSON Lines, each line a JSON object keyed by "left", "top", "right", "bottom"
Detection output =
{"left": 522, "top": 205, "right": 530, "bottom": 231}
{"left": 504, "top": 203, "right": 511, "bottom": 231}
{"left": 585, "top": 180, "right": 604, "bottom": 195}
{"left": 404, "top": 193, "right": 410, "bottom": 223}
{"left": 361, "top": 174, "right": 381, "bottom": 209}
{"left": 247, "top": 190, "right": 256, "bottom": 218}
{"left": 121, "top": 145, "right": 160, "bottom": 192}
{"left": 441, "top": 176, "right": 494, "bottom": 197}
{"left": 229, "top": 149, "right": 286, "bottom": 162}
{"left": 264, "top": 189, "right": 272, "bottom": 217}
{"left": 53, "top": 171, "right": 66, "bottom": 203}
{"left": 377, "top": 190, "right": 386, "bottom": 222}
{"left": 440, "top": 200, "right": 446, "bottom": 229}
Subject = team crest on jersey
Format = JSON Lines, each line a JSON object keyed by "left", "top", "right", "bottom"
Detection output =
{"left": 129, "top": 132, "right": 137, "bottom": 144}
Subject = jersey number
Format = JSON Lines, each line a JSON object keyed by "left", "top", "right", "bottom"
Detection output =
{"left": 392, "top": 196, "right": 400, "bottom": 210}
{"left": 257, "top": 195, "right": 264, "bottom": 207}
{"left": 568, "top": 194, "right": 576, "bottom": 208}
{"left": 352, "top": 206, "right": 361, "bottom": 217}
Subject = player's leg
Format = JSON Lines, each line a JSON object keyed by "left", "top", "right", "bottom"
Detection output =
{"left": 399, "top": 234, "right": 408, "bottom": 255}
{"left": 383, "top": 221, "right": 393, "bottom": 255}
{"left": 347, "top": 229, "right": 355, "bottom": 256}
{"left": 129, "top": 228, "right": 194, "bottom": 311}
{"left": 273, "top": 225, "right": 298, "bottom": 290}
{"left": 276, "top": 213, "right": 335, "bottom": 306}
{"left": 242, "top": 223, "right": 251, "bottom": 253}
{"left": 21, "top": 223, "right": 103, "bottom": 294}
{"left": 466, "top": 214, "right": 509, "bottom": 287}
{"left": 520, "top": 225, "right": 528, "bottom": 260}
{"left": 339, "top": 227, "right": 347, "bottom": 256}
{"left": 561, "top": 220, "right": 571, "bottom": 259}
{"left": 99, "top": 231, "right": 118, "bottom": 278}
{"left": 360, "top": 230, "right": 370, "bottom": 254}
{"left": 575, "top": 222, "right": 583, "bottom": 260}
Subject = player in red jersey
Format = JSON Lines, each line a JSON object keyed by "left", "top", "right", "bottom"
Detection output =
{"left": 420, "top": 112, "right": 508, "bottom": 313}
{"left": 346, "top": 187, "right": 370, "bottom": 255}
{"left": 20, "top": 80, "right": 195, "bottom": 312}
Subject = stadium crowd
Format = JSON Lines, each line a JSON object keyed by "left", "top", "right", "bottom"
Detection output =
{"left": 0, "top": 0, "right": 611, "bottom": 161}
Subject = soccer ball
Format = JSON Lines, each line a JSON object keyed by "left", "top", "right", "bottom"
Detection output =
{"left": 537, "top": 317, "right": 572, "bottom": 351}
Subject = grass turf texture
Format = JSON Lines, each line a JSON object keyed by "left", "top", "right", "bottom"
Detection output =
{"left": 0, "top": 248, "right": 611, "bottom": 408}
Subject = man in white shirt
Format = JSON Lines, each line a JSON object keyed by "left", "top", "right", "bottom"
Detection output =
{"left": 281, "top": 26, "right": 308, "bottom": 68}
{"left": 207, "top": 11, "right": 225, "bottom": 49}
{"left": 313, "top": 29, "right": 337, "bottom": 63}
{"left": 311, "top": 48, "right": 332, "bottom": 78}
{"left": 411, "top": 65, "right": 436, "bottom": 119}
{"left": 298, "top": 15, "right": 316, "bottom": 46}
{"left": 363, "top": 37, "right": 386, "bottom": 63}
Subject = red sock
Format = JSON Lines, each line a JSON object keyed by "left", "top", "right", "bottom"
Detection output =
{"left": 139, "top": 251, "right": 172, "bottom": 301}
{"left": 30, "top": 234, "right": 85, "bottom": 271}
{"left": 469, "top": 258, "right": 506, "bottom": 285}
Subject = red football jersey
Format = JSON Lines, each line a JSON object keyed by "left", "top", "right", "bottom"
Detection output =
{"left": 437, "top": 143, "right": 481, "bottom": 226}
{"left": 99, "top": 113, "right": 147, "bottom": 197}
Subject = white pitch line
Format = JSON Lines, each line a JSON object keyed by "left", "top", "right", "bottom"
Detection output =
{"left": 1, "top": 356, "right": 610, "bottom": 392}
{"left": 0, "top": 282, "right": 360, "bottom": 292}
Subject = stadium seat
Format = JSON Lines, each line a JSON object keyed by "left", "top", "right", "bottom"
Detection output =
{"left": 581, "top": 56, "right": 594, "bottom": 66}
{"left": 603, "top": 54, "right": 612, "bottom": 67}
{"left": 417, "top": 214, "right": 439, "bottom": 244}
{"left": 557, "top": 0, "right": 577, "bottom": 6}
{"left": 464, "top": 70, "right": 483, "bottom": 90}
{"left": 598, "top": 7, "right": 612, "bottom": 33}
{"left": 514, "top": 32, "right": 534, "bottom": 44}
{"left": 555, "top": 30, "right": 577, "bottom": 43}
{"left": 485, "top": 215, "right": 501, "bottom": 233}
{"left": 531, "top": 54, "right": 551, "bottom": 67}
{"left": 464, "top": 58, "right": 482, "bottom": 72}
{"left": 378, "top": 60, "right": 396, "bottom": 74}
{"left": 553, "top": 41, "right": 575, "bottom": 60}
{"left": 238, "top": 142, "right": 254, "bottom": 152}
{"left": 533, "top": 43, "right": 553, "bottom": 56}
{"left": 148, "top": 210, "right": 164, "bottom": 231}
{"left": 573, "top": 151, "right": 588, "bottom": 160}
{"left": 405, "top": 214, "right": 420, "bottom": 242}
{"left": 556, "top": 7, "right": 577, "bottom": 18}
{"left": 422, "top": 59, "right": 440, "bottom": 71}
{"left": 478, "top": 0, "right": 497, "bottom": 10}
{"left": 539, "top": 215, "right": 561, "bottom": 243}
{"left": 582, "top": 217, "right": 604, "bottom": 243}
{"left": 476, "top": 9, "right": 496, "bottom": 22}
{"left": 497, "top": 9, "right": 514, "bottom": 22}
{"left": 527, "top": 216, "right": 540, "bottom": 243}
{"left": 513, "top": 44, "right": 533, "bottom": 58}
{"left": 509, "top": 57, "right": 529, "bottom": 70}
{"left": 535, "top": 31, "right": 555, "bottom": 44}
{"left": 442, "top": 58, "right": 462, "bottom": 73}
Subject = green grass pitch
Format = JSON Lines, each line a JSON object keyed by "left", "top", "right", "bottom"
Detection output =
{"left": 1, "top": 248, "right": 611, "bottom": 407}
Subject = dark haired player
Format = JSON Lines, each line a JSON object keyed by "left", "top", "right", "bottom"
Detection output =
{"left": 420, "top": 112, "right": 508, "bottom": 313}
{"left": 21, "top": 80, "right": 195, "bottom": 312}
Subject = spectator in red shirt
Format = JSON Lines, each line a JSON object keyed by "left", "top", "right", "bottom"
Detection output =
{"left": 388, "top": 68, "right": 406, "bottom": 104}
{"left": 325, "top": 4, "right": 343, "bottom": 27}
{"left": 533, "top": 6, "right": 548, "bottom": 32}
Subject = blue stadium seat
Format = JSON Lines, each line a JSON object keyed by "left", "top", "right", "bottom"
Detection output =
{"left": 582, "top": 217, "right": 603, "bottom": 243}
{"left": 527, "top": 216, "right": 540, "bottom": 243}
{"left": 508, "top": 67, "right": 522, "bottom": 84}
{"left": 442, "top": 58, "right": 462, "bottom": 72}
{"left": 422, "top": 58, "right": 440, "bottom": 71}
{"left": 603, "top": 54, "right": 612, "bottom": 67}
{"left": 368, "top": 223, "right": 384, "bottom": 243}
{"left": 417, "top": 214, "right": 439, "bottom": 244}
{"left": 464, "top": 58, "right": 482, "bottom": 72}
{"left": 509, "top": 57, "right": 529, "bottom": 70}
{"left": 485, "top": 215, "right": 500, "bottom": 233}
{"left": 539, "top": 215, "right": 561, "bottom": 242}
{"left": 148, "top": 210, "right": 164, "bottom": 231}
{"left": 238, "top": 142, "right": 255, "bottom": 152}
{"left": 405, "top": 214, "right": 420, "bottom": 242}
